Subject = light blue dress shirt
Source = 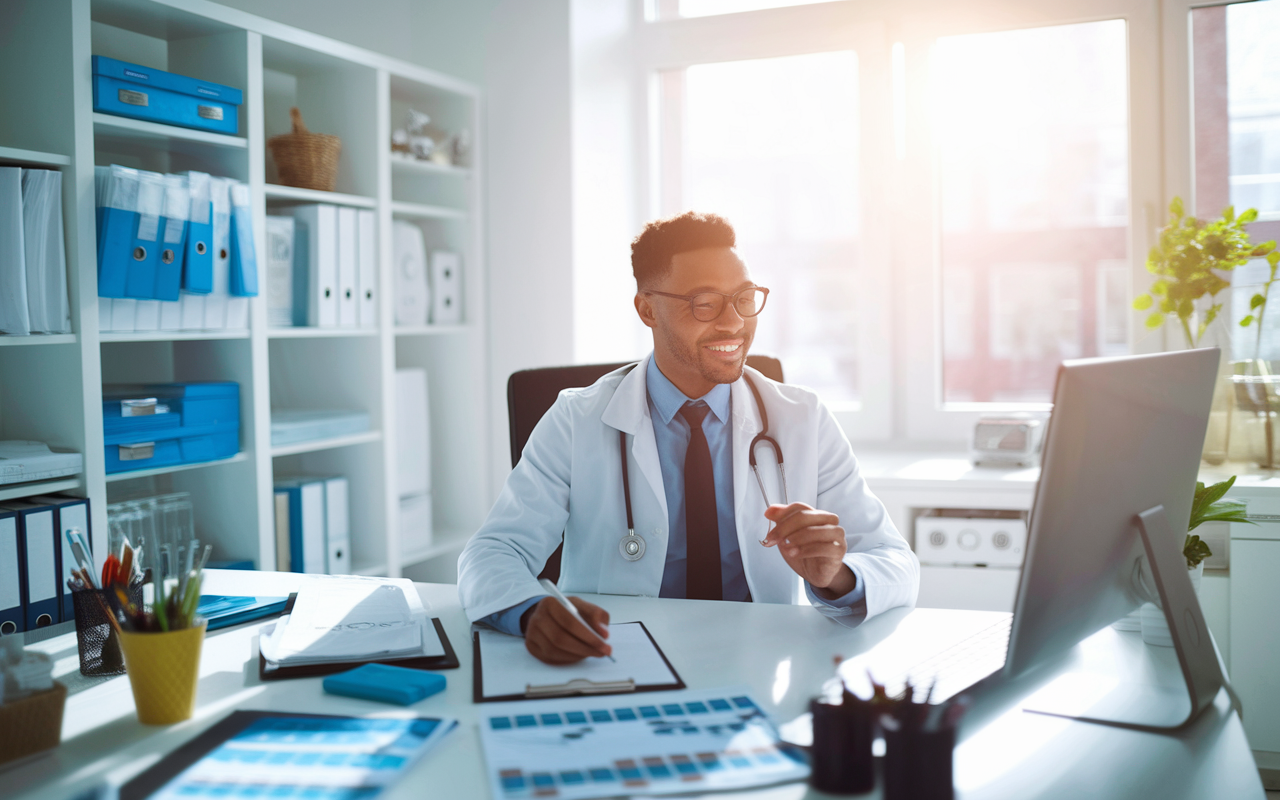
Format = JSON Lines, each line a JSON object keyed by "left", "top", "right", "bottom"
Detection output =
{"left": 483, "top": 357, "right": 865, "bottom": 636}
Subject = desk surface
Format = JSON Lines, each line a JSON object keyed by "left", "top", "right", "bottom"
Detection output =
{"left": 6, "top": 570, "right": 1265, "bottom": 800}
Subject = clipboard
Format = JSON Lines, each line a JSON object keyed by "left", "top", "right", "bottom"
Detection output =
{"left": 257, "top": 593, "right": 460, "bottom": 681}
{"left": 472, "top": 620, "right": 685, "bottom": 703}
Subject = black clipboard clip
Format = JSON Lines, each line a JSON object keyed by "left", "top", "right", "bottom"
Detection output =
{"left": 525, "top": 677, "right": 636, "bottom": 699}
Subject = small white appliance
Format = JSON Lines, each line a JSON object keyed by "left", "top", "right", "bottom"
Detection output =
{"left": 970, "top": 412, "right": 1047, "bottom": 467}
{"left": 914, "top": 510, "right": 1027, "bottom": 568}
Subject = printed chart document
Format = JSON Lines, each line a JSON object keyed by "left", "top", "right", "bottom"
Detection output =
{"left": 475, "top": 621, "right": 682, "bottom": 701}
{"left": 477, "top": 687, "right": 807, "bottom": 799}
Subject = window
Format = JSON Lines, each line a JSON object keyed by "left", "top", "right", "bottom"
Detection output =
{"left": 658, "top": 51, "right": 863, "bottom": 404}
{"left": 651, "top": 0, "right": 841, "bottom": 20}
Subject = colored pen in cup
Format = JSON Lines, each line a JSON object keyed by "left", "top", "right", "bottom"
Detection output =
{"left": 538, "top": 578, "right": 615, "bottom": 662}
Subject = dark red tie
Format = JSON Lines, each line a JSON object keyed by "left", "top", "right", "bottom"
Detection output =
{"left": 680, "top": 403, "right": 722, "bottom": 601}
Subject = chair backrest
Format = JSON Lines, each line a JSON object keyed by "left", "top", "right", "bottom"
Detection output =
{"left": 505, "top": 355, "right": 784, "bottom": 583}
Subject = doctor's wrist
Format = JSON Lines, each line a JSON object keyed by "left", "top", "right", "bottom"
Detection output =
{"left": 812, "top": 565, "right": 857, "bottom": 600}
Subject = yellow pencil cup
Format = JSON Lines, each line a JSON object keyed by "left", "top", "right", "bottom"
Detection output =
{"left": 117, "top": 620, "right": 208, "bottom": 725}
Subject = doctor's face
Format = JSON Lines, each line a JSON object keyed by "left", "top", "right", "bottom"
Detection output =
{"left": 636, "top": 246, "right": 757, "bottom": 398}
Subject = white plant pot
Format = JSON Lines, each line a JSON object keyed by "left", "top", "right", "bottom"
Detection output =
{"left": 1140, "top": 562, "right": 1204, "bottom": 647}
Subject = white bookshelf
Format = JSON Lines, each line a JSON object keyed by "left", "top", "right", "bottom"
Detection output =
{"left": 0, "top": 0, "right": 488, "bottom": 582}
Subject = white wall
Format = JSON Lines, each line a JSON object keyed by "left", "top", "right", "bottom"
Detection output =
{"left": 485, "top": 0, "right": 576, "bottom": 494}
{"left": 213, "top": 0, "right": 499, "bottom": 85}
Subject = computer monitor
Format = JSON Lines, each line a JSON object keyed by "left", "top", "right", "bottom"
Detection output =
{"left": 1006, "top": 347, "right": 1236, "bottom": 729}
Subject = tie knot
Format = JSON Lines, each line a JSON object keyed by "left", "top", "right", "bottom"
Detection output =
{"left": 680, "top": 402, "right": 710, "bottom": 427}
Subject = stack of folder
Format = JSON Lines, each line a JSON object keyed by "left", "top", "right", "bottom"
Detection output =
{"left": 0, "top": 494, "right": 91, "bottom": 635}
{"left": 273, "top": 475, "right": 350, "bottom": 575}
{"left": 273, "top": 204, "right": 378, "bottom": 329}
{"left": 96, "top": 165, "right": 257, "bottom": 334}
{"left": 0, "top": 167, "right": 70, "bottom": 336}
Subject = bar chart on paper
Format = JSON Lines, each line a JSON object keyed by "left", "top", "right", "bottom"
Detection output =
{"left": 478, "top": 687, "right": 808, "bottom": 799}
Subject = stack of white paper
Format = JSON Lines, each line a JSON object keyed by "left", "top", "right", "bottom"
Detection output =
{"left": 0, "top": 168, "right": 29, "bottom": 335}
{"left": 258, "top": 576, "right": 444, "bottom": 667}
{"left": 21, "top": 169, "right": 69, "bottom": 334}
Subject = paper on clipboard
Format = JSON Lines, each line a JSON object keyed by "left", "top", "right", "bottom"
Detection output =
{"left": 477, "top": 621, "right": 679, "bottom": 700}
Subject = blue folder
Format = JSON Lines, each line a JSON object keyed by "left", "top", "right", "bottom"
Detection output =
{"left": 197, "top": 595, "right": 288, "bottom": 632}
{"left": 184, "top": 173, "right": 214, "bottom": 293}
{"left": 0, "top": 508, "right": 23, "bottom": 635}
{"left": 95, "top": 166, "right": 138, "bottom": 299}
{"left": 323, "top": 663, "right": 447, "bottom": 705}
{"left": 154, "top": 177, "right": 188, "bottom": 301}
{"left": 123, "top": 172, "right": 165, "bottom": 299}
{"left": 229, "top": 184, "right": 258, "bottom": 296}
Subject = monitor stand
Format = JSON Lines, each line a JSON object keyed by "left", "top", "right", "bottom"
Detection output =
{"left": 1022, "top": 505, "right": 1242, "bottom": 732}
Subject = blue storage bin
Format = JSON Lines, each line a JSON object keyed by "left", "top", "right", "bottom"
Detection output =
{"left": 92, "top": 56, "right": 242, "bottom": 136}
{"left": 103, "top": 382, "right": 240, "bottom": 473}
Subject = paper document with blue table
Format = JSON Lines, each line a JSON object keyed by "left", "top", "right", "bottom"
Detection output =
{"left": 119, "top": 711, "right": 456, "bottom": 800}
{"left": 479, "top": 686, "right": 807, "bottom": 800}
{"left": 474, "top": 621, "right": 684, "bottom": 702}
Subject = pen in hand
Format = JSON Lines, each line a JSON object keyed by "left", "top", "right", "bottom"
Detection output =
{"left": 538, "top": 579, "right": 615, "bottom": 662}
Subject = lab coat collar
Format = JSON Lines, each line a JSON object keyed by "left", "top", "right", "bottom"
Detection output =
{"left": 645, "top": 356, "right": 731, "bottom": 426}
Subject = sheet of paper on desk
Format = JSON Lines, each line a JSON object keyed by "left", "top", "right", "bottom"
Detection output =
{"left": 478, "top": 687, "right": 807, "bottom": 799}
{"left": 259, "top": 575, "right": 443, "bottom": 665}
{"left": 478, "top": 621, "right": 676, "bottom": 698}
{"left": 148, "top": 715, "right": 457, "bottom": 800}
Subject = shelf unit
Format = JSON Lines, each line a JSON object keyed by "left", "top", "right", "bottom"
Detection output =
{"left": 0, "top": 0, "right": 488, "bottom": 581}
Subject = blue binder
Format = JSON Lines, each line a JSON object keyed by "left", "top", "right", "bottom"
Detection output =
{"left": 95, "top": 166, "right": 138, "bottom": 299}
{"left": 32, "top": 494, "right": 90, "bottom": 623}
{"left": 0, "top": 508, "right": 22, "bottom": 635}
{"left": 184, "top": 172, "right": 214, "bottom": 293}
{"left": 274, "top": 478, "right": 326, "bottom": 574}
{"left": 124, "top": 172, "right": 166, "bottom": 299}
{"left": 229, "top": 183, "right": 258, "bottom": 296}
{"left": 155, "top": 176, "right": 189, "bottom": 301}
{"left": 2, "top": 502, "right": 58, "bottom": 630}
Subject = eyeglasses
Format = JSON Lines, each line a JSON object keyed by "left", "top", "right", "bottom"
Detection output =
{"left": 646, "top": 286, "right": 770, "bottom": 322}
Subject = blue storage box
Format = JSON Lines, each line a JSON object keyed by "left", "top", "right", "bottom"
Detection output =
{"left": 103, "top": 382, "right": 240, "bottom": 473}
{"left": 92, "top": 56, "right": 242, "bottom": 136}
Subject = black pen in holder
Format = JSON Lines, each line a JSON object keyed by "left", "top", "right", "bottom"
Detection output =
{"left": 881, "top": 713, "right": 957, "bottom": 800}
{"left": 72, "top": 583, "right": 142, "bottom": 676}
{"left": 808, "top": 694, "right": 875, "bottom": 795}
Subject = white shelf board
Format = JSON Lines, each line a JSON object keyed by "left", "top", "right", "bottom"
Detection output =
{"left": 271, "top": 430, "right": 382, "bottom": 458}
{"left": 92, "top": 113, "right": 247, "bottom": 149}
{"left": 401, "top": 530, "right": 470, "bottom": 566}
{"left": 99, "top": 329, "right": 250, "bottom": 343}
{"left": 105, "top": 452, "right": 249, "bottom": 483}
{"left": 390, "top": 156, "right": 470, "bottom": 178}
{"left": 268, "top": 327, "right": 379, "bottom": 339}
{"left": 0, "top": 334, "right": 77, "bottom": 346}
{"left": 0, "top": 477, "right": 83, "bottom": 503}
{"left": 393, "top": 324, "right": 470, "bottom": 336}
{"left": 264, "top": 184, "right": 376, "bottom": 208}
{"left": 0, "top": 146, "right": 71, "bottom": 166}
{"left": 390, "top": 201, "right": 466, "bottom": 221}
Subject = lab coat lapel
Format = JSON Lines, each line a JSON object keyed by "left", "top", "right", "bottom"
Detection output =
{"left": 600, "top": 355, "right": 668, "bottom": 525}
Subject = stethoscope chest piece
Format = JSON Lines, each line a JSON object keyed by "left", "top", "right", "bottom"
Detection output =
{"left": 619, "top": 530, "right": 646, "bottom": 561}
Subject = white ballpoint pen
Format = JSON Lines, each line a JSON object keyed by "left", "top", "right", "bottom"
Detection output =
{"left": 538, "top": 579, "right": 615, "bottom": 662}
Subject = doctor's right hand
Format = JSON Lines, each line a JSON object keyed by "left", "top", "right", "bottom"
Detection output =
{"left": 522, "top": 596, "right": 613, "bottom": 665}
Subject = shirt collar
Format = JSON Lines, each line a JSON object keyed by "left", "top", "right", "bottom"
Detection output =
{"left": 646, "top": 355, "right": 731, "bottom": 426}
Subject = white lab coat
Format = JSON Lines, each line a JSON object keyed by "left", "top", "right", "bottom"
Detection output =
{"left": 458, "top": 355, "right": 919, "bottom": 627}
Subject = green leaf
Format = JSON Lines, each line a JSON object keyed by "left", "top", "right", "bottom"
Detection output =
{"left": 1269, "top": 251, "right": 1280, "bottom": 267}
{"left": 1240, "top": 208, "right": 1259, "bottom": 224}
{"left": 1170, "top": 196, "right": 1184, "bottom": 217}
{"left": 1190, "top": 477, "right": 1237, "bottom": 528}
{"left": 1241, "top": 314, "right": 1255, "bottom": 327}
{"left": 1146, "top": 312, "right": 1164, "bottom": 329}
{"left": 1133, "top": 294, "right": 1153, "bottom": 310}
{"left": 1252, "top": 293, "right": 1266, "bottom": 309}
{"left": 1225, "top": 205, "right": 1236, "bottom": 223}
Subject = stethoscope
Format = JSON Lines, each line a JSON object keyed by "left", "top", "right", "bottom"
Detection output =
{"left": 618, "top": 372, "right": 787, "bottom": 562}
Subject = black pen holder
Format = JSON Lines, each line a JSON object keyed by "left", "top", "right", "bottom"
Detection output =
{"left": 72, "top": 584, "right": 141, "bottom": 677}
{"left": 808, "top": 698, "right": 875, "bottom": 795}
{"left": 882, "top": 721, "right": 956, "bottom": 800}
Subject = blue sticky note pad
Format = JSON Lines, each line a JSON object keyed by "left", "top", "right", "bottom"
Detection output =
{"left": 322, "top": 663, "right": 446, "bottom": 706}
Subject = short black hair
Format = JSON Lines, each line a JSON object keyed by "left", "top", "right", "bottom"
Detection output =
{"left": 630, "top": 211, "right": 736, "bottom": 288}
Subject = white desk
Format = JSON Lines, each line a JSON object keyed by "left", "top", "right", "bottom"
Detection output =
{"left": 6, "top": 570, "right": 1265, "bottom": 800}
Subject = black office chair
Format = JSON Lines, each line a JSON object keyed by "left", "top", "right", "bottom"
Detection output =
{"left": 507, "top": 355, "right": 784, "bottom": 582}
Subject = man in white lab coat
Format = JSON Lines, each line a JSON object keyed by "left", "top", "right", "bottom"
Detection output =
{"left": 458, "top": 212, "right": 919, "bottom": 664}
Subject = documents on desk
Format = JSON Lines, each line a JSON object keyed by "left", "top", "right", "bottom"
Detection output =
{"left": 258, "top": 576, "right": 444, "bottom": 668}
{"left": 474, "top": 622, "right": 683, "bottom": 702}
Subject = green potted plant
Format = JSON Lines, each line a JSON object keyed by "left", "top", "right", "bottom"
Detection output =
{"left": 1133, "top": 198, "right": 1276, "bottom": 464}
{"left": 1139, "top": 477, "right": 1251, "bottom": 646}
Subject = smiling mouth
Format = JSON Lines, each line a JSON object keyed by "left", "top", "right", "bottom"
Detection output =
{"left": 707, "top": 343, "right": 741, "bottom": 353}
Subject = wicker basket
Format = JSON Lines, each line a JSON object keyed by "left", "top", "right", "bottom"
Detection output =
{"left": 267, "top": 107, "right": 341, "bottom": 192}
{"left": 0, "top": 682, "right": 66, "bottom": 766}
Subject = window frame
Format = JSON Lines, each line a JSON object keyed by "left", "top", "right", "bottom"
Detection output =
{"left": 622, "top": 0, "right": 1210, "bottom": 444}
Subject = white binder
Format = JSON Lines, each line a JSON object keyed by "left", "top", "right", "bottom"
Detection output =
{"left": 292, "top": 205, "right": 338, "bottom": 327}
{"left": 324, "top": 476, "right": 350, "bottom": 575}
{"left": 20, "top": 169, "right": 69, "bottom": 334}
{"left": 336, "top": 207, "right": 358, "bottom": 327}
{"left": 265, "top": 215, "right": 295, "bottom": 328}
{"left": 0, "top": 167, "right": 30, "bottom": 335}
{"left": 430, "top": 250, "right": 462, "bottom": 324}
{"left": 392, "top": 221, "right": 428, "bottom": 327}
{"left": 204, "top": 177, "right": 231, "bottom": 330}
{"left": 357, "top": 209, "right": 377, "bottom": 328}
